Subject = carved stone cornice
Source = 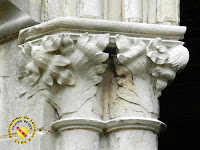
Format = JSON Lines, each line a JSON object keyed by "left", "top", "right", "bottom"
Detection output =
{"left": 18, "top": 17, "right": 186, "bottom": 44}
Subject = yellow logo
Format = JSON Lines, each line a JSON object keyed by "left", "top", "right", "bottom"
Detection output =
{"left": 8, "top": 116, "right": 36, "bottom": 144}
{"left": 17, "top": 127, "right": 28, "bottom": 139}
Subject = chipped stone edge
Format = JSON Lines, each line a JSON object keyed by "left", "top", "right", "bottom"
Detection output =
{"left": 18, "top": 17, "right": 186, "bottom": 44}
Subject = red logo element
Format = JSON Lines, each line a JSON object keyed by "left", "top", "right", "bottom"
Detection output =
{"left": 17, "top": 127, "right": 27, "bottom": 137}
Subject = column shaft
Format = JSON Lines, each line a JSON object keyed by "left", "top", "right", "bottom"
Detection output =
{"left": 109, "top": 130, "right": 157, "bottom": 150}
{"left": 78, "top": 0, "right": 103, "bottom": 19}
{"left": 60, "top": 129, "right": 100, "bottom": 150}
{"left": 107, "top": 0, "right": 122, "bottom": 21}
{"left": 157, "top": 0, "right": 180, "bottom": 25}
{"left": 148, "top": 0, "right": 157, "bottom": 24}
{"left": 60, "top": 0, "right": 77, "bottom": 17}
{"left": 122, "top": 0, "right": 143, "bottom": 22}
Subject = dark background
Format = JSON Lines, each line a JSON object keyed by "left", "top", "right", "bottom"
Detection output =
{"left": 159, "top": 1, "right": 200, "bottom": 149}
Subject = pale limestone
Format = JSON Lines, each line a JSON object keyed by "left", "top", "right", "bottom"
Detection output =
{"left": 122, "top": 0, "right": 143, "bottom": 22}
{"left": 0, "top": 0, "right": 181, "bottom": 40}
{"left": 18, "top": 17, "right": 186, "bottom": 44}
{"left": 0, "top": 0, "right": 188, "bottom": 150}
{"left": 78, "top": 0, "right": 104, "bottom": 19}
{"left": 147, "top": 0, "right": 157, "bottom": 24}
{"left": 109, "top": 130, "right": 157, "bottom": 150}
{"left": 15, "top": 19, "right": 188, "bottom": 149}
{"left": 0, "top": 132, "right": 56, "bottom": 150}
{"left": 157, "top": 0, "right": 180, "bottom": 25}
{"left": 107, "top": 0, "right": 122, "bottom": 21}
{"left": 0, "top": 0, "right": 38, "bottom": 40}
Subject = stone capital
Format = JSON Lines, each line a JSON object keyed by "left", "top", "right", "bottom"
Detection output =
{"left": 16, "top": 17, "right": 189, "bottom": 150}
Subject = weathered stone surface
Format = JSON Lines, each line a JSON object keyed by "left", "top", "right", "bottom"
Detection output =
{"left": 0, "top": 39, "right": 57, "bottom": 150}
{"left": 0, "top": 131, "right": 56, "bottom": 150}
{"left": 0, "top": 0, "right": 188, "bottom": 149}
{"left": 157, "top": 0, "right": 180, "bottom": 25}
{"left": 0, "top": 0, "right": 38, "bottom": 40}
{"left": 109, "top": 130, "right": 157, "bottom": 150}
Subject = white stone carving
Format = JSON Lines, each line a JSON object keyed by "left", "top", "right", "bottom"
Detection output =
{"left": 115, "top": 35, "right": 189, "bottom": 97}
{"left": 115, "top": 35, "right": 158, "bottom": 119}
{"left": 52, "top": 117, "right": 166, "bottom": 150}
{"left": 147, "top": 38, "right": 189, "bottom": 96}
{"left": 0, "top": 0, "right": 189, "bottom": 149}
{"left": 18, "top": 32, "right": 110, "bottom": 117}
{"left": 18, "top": 34, "right": 75, "bottom": 86}
{"left": 16, "top": 29, "right": 189, "bottom": 150}
{"left": 113, "top": 35, "right": 189, "bottom": 121}
{"left": 116, "top": 35, "right": 147, "bottom": 75}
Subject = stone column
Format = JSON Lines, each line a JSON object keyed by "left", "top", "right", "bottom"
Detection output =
{"left": 0, "top": 0, "right": 188, "bottom": 150}
{"left": 106, "top": 35, "right": 189, "bottom": 150}
{"left": 16, "top": 17, "right": 189, "bottom": 150}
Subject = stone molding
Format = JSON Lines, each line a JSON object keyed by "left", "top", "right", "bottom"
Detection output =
{"left": 18, "top": 17, "right": 186, "bottom": 44}
{"left": 52, "top": 117, "right": 166, "bottom": 134}
{"left": 106, "top": 117, "right": 166, "bottom": 134}
{"left": 0, "top": 1, "right": 181, "bottom": 40}
{"left": 52, "top": 118, "right": 105, "bottom": 133}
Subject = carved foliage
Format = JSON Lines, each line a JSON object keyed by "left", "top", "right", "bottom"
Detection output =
{"left": 147, "top": 38, "right": 189, "bottom": 95}
{"left": 116, "top": 35, "right": 147, "bottom": 75}
{"left": 18, "top": 33, "right": 109, "bottom": 87}
{"left": 18, "top": 34, "right": 75, "bottom": 86}
{"left": 65, "top": 33, "right": 110, "bottom": 113}
{"left": 18, "top": 33, "right": 110, "bottom": 115}
{"left": 115, "top": 35, "right": 154, "bottom": 117}
{"left": 115, "top": 35, "right": 189, "bottom": 97}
